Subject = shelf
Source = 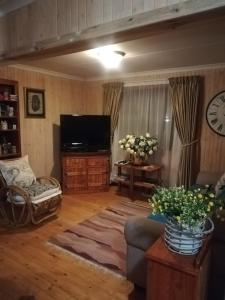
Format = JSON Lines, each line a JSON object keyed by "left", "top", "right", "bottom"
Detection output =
{"left": 0, "top": 79, "right": 21, "bottom": 161}
{"left": 114, "top": 175, "right": 130, "bottom": 186}
{"left": 0, "top": 116, "right": 17, "bottom": 119}
{"left": 0, "top": 129, "right": 19, "bottom": 132}
{"left": 0, "top": 100, "right": 18, "bottom": 103}
{"left": 114, "top": 163, "right": 162, "bottom": 197}
{"left": 133, "top": 181, "right": 156, "bottom": 189}
{"left": 0, "top": 153, "right": 20, "bottom": 159}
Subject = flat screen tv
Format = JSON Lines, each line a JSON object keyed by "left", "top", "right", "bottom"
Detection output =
{"left": 60, "top": 114, "right": 111, "bottom": 153}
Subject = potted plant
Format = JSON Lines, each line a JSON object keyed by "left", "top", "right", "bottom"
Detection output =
{"left": 149, "top": 186, "right": 224, "bottom": 255}
{"left": 118, "top": 133, "right": 158, "bottom": 164}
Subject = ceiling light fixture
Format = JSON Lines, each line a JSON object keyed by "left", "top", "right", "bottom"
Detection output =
{"left": 88, "top": 46, "right": 126, "bottom": 69}
{"left": 98, "top": 50, "right": 125, "bottom": 69}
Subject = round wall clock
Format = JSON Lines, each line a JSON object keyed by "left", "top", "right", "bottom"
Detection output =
{"left": 206, "top": 90, "right": 225, "bottom": 136}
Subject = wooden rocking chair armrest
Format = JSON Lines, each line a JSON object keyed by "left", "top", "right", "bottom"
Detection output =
{"left": 2, "top": 185, "right": 32, "bottom": 205}
{"left": 37, "top": 176, "right": 61, "bottom": 188}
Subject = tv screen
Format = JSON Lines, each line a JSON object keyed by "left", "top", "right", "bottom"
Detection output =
{"left": 60, "top": 115, "right": 111, "bottom": 153}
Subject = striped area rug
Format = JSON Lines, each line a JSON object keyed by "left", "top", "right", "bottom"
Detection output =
{"left": 49, "top": 200, "right": 150, "bottom": 276}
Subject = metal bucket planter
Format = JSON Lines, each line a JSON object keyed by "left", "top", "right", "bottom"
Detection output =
{"left": 164, "top": 217, "right": 214, "bottom": 255}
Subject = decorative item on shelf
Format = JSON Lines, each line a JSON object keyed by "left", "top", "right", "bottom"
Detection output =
{"left": 6, "top": 142, "right": 12, "bottom": 154}
{"left": 12, "top": 145, "right": 17, "bottom": 154}
{"left": 149, "top": 186, "right": 225, "bottom": 255}
{"left": 12, "top": 124, "right": 17, "bottom": 130}
{"left": 3, "top": 89, "right": 9, "bottom": 100}
{"left": 119, "top": 133, "right": 158, "bottom": 165}
{"left": 7, "top": 106, "right": 14, "bottom": 117}
{"left": 2, "top": 142, "right": 8, "bottom": 155}
{"left": 9, "top": 94, "right": 18, "bottom": 101}
{"left": 1, "top": 120, "right": 8, "bottom": 130}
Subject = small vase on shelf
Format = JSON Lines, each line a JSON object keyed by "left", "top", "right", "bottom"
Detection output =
{"left": 130, "top": 154, "right": 148, "bottom": 166}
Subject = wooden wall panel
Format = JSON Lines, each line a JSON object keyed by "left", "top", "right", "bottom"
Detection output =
{"left": 200, "top": 69, "right": 225, "bottom": 173}
{"left": 103, "top": 0, "right": 113, "bottom": 23}
{"left": 112, "top": 0, "right": 132, "bottom": 20}
{"left": 82, "top": 81, "right": 103, "bottom": 115}
{"left": 86, "top": 0, "right": 104, "bottom": 27}
{"left": 0, "top": 17, "right": 7, "bottom": 55}
{"left": 57, "top": 0, "right": 79, "bottom": 36}
{"left": 0, "top": 66, "right": 86, "bottom": 180}
{"left": 31, "top": 0, "right": 57, "bottom": 43}
{"left": 1, "top": 0, "right": 225, "bottom": 60}
{"left": 78, "top": 0, "right": 87, "bottom": 32}
{"left": 132, "top": 0, "right": 145, "bottom": 14}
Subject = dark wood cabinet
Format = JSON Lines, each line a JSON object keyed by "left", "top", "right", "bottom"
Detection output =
{"left": 0, "top": 79, "right": 21, "bottom": 159}
{"left": 62, "top": 153, "right": 110, "bottom": 193}
{"left": 145, "top": 236, "right": 211, "bottom": 300}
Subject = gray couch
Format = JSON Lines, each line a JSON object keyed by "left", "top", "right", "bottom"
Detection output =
{"left": 124, "top": 172, "right": 225, "bottom": 298}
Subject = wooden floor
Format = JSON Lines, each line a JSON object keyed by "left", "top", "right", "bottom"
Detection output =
{"left": 0, "top": 187, "right": 136, "bottom": 300}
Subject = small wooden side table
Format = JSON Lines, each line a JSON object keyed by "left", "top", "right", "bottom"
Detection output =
{"left": 114, "top": 163, "right": 162, "bottom": 197}
{"left": 145, "top": 236, "right": 211, "bottom": 300}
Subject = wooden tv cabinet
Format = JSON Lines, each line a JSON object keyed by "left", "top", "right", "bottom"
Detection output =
{"left": 61, "top": 152, "right": 110, "bottom": 194}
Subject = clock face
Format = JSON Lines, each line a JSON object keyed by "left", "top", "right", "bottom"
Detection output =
{"left": 206, "top": 90, "right": 225, "bottom": 136}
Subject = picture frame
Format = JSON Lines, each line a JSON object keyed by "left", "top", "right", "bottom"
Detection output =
{"left": 24, "top": 88, "right": 45, "bottom": 118}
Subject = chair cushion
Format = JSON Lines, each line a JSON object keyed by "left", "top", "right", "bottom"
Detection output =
{"left": 0, "top": 155, "right": 36, "bottom": 187}
{"left": 9, "top": 182, "right": 61, "bottom": 205}
{"left": 23, "top": 182, "right": 61, "bottom": 202}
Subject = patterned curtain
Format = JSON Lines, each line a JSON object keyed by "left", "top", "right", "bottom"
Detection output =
{"left": 169, "top": 76, "right": 200, "bottom": 188}
{"left": 103, "top": 82, "right": 123, "bottom": 140}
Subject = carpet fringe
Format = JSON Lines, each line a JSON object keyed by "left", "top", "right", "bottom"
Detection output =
{"left": 47, "top": 242, "right": 127, "bottom": 280}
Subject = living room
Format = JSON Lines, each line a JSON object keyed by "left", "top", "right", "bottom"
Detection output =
{"left": 0, "top": 1, "right": 225, "bottom": 300}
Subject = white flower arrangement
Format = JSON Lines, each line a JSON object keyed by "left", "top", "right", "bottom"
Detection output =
{"left": 118, "top": 133, "right": 158, "bottom": 159}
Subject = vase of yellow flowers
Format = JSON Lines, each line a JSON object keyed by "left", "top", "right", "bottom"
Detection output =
{"left": 118, "top": 133, "right": 158, "bottom": 165}
{"left": 149, "top": 186, "right": 218, "bottom": 255}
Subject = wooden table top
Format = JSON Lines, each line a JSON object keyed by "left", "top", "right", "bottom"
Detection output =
{"left": 114, "top": 162, "right": 162, "bottom": 172}
{"left": 145, "top": 236, "right": 211, "bottom": 276}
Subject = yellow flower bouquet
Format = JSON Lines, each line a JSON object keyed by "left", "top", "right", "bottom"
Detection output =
{"left": 149, "top": 186, "right": 219, "bottom": 229}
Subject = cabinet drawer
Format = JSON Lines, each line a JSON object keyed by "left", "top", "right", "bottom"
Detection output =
{"left": 64, "top": 170, "right": 86, "bottom": 176}
{"left": 63, "top": 157, "right": 86, "bottom": 171}
{"left": 87, "top": 158, "right": 108, "bottom": 167}
{"left": 88, "top": 167, "right": 107, "bottom": 175}
{"left": 88, "top": 173, "right": 108, "bottom": 187}
{"left": 64, "top": 175, "right": 87, "bottom": 189}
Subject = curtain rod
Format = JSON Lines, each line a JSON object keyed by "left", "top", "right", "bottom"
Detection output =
{"left": 124, "top": 79, "right": 169, "bottom": 87}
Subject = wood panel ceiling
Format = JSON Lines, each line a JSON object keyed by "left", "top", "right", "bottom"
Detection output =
{"left": 18, "top": 16, "right": 225, "bottom": 80}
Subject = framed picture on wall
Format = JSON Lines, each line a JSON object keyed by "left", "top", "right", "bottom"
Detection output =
{"left": 24, "top": 88, "right": 45, "bottom": 118}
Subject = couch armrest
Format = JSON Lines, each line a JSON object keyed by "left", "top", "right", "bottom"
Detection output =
{"left": 124, "top": 216, "right": 164, "bottom": 251}
{"left": 196, "top": 172, "right": 222, "bottom": 186}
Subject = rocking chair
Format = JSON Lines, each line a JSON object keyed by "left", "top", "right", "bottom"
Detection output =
{"left": 0, "top": 155, "right": 62, "bottom": 227}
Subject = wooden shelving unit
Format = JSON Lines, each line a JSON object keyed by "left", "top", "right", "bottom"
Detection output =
{"left": 114, "top": 162, "right": 162, "bottom": 197}
{"left": 0, "top": 79, "right": 21, "bottom": 159}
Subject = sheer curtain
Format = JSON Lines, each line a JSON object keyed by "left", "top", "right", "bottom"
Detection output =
{"left": 112, "top": 84, "right": 181, "bottom": 186}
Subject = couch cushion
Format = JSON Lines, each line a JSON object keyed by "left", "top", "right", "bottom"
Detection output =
{"left": 124, "top": 216, "right": 164, "bottom": 251}
{"left": 0, "top": 155, "right": 36, "bottom": 187}
{"left": 215, "top": 172, "right": 225, "bottom": 197}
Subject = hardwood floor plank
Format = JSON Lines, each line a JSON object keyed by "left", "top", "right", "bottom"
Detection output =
{"left": 0, "top": 187, "right": 135, "bottom": 300}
